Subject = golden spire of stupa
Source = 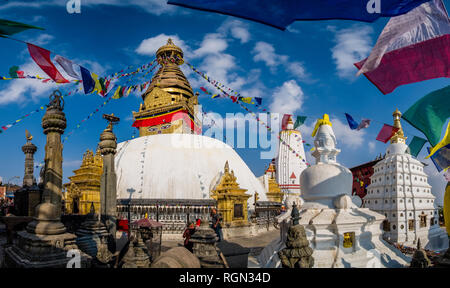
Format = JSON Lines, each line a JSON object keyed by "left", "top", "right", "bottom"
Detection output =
{"left": 390, "top": 108, "right": 407, "bottom": 144}
{"left": 132, "top": 38, "right": 200, "bottom": 137}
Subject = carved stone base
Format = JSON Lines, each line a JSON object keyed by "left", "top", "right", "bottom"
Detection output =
{"left": 190, "top": 222, "right": 226, "bottom": 268}
{"left": 76, "top": 219, "right": 109, "bottom": 258}
{"left": 4, "top": 230, "right": 89, "bottom": 268}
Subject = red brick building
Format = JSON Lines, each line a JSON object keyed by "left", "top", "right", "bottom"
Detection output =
{"left": 350, "top": 155, "right": 383, "bottom": 199}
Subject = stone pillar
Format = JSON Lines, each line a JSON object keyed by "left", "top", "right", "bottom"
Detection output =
{"left": 99, "top": 114, "right": 119, "bottom": 249}
{"left": 22, "top": 139, "right": 37, "bottom": 187}
{"left": 4, "top": 90, "right": 88, "bottom": 268}
{"left": 27, "top": 90, "right": 67, "bottom": 234}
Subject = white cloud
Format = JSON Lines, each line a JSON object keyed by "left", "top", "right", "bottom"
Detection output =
{"left": 0, "top": 61, "right": 59, "bottom": 106}
{"left": 269, "top": 80, "right": 304, "bottom": 115}
{"left": 30, "top": 34, "right": 54, "bottom": 46}
{"left": 252, "top": 41, "right": 309, "bottom": 81}
{"left": 192, "top": 33, "right": 228, "bottom": 58}
{"left": 368, "top": 141, "right": 376, "bottom": 153}
{"left": 329, "top": 25, "right": 373, "bottom": 80}
{"left": 423, "top": 158, "right": 446, "bottom": 206}
{"left": 218, "top": 19, "right": 251, "bottom": 44}
{"left": 135, "top": 34, "right": 189, "bottom": 57}
{"left": 252, "top": 41, "right": 285, "bottom": 68}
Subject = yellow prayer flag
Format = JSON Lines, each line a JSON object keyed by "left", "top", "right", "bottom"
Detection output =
{"left": 427, "top": 122, "right": 450, "bottom": 158}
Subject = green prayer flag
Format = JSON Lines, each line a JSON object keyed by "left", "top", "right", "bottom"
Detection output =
{"left": 0, "top": 19, "right": 44, "bottom": 36}
{"left": 407, "top": 136, "right": 427, "bottom": 157}
{"left": 402, "top": 85, "right": 450, "bottom": 147}
{"left": 9, "top": 66, "right": 19, "bottom": 78}
{"left": 294, "top": 116, "right": 307, "bottom": 129}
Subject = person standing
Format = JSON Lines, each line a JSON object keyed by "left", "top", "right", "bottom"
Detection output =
{"left": 183, "top": 222, "right": 196, "bottom": 252}
{"left": 210, "top": 208, "right": 223, "bottom": 242}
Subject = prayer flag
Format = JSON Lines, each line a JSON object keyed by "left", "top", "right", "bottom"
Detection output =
{"left": 112, "top": 86, "right": 122, "bottom": 99}
{"left": 54, "top": 55, "right": 81, "bottom": 79}
{"left": 282, "top": 114, "right": 292, "bottom": 130}
{"left": 408, "top": 136, "right": 428, "bottom": 157}
{"left": 427, "top": 145, "right": 450, "bottom": 172}
{"left": 376, "top": 124, "right": 399, "bottom": 143}
{"left": 427, "top": 122, "right": 450, "bottom": 158}
{"left": 345, "top": 113, "right": 359, "bottom": 130}
{"left": 356, "top": 119, "right": 371, "bottom": 131}
{"left": 8, "top": 66, "right": 20, "bottom": 78}
{"left": 27, "top": 43, "right": 69, "bottom": 83}
{"left": 240, "top": 97, "right": 254, "bottom": 104}
{"left": 167, "top": 0, "right": 432, "bottom": 30}
{"left": 254, "top": 97, "right": 262, "bottom": 106}
{"left": 91, "top": 73, "right": 103, "bottom": 95}
{"left": 355, "top": 0, "right": 450, "bottom": 94}
{"left": 0, "top": 19, "right": 44, "bottom": 36}
{"left": 402, "top": 85, "right": 450, "bottom": 147}
{"left": 294, "top": 116, "right": 307, "bottom": 129}
{"left": 80, "top": 66, "right": 95, "bottom": 94}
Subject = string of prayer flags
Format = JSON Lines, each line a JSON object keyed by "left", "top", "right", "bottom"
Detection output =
{"left": 54, "top": 55, "right": 81, "bottom": 80}
{"left": 0, "top": 105, "right": 47, "bottom": 135}
{"left": 185, "top": 60, "right": 310, "bottom": 166}
{"left": 8, "top": 66, "right": 24, "bottom": 78}
{"left": 402, "top": 85, "right": 450, "bottom": 147}
{"left": 427, "top": 122, "right": 450, "bottom": 159}
{"left": 427, "top": 145, "right": 450, "bottom": 172}
{"left": 408, "top": 136, "right": 428, "bottom": 157}
{"left": 376, "top": 124, "right": 399, "bottom": 143}
{"left": 27, "top": 43, "right": 69, "bottom": 84}
{"left": 345, "top": 113, "right": 359, "bottom": 130}
{"left": 294, "top": 116, "right": 307, "bottom": 129}
{"left": 356, "top": 119, "right": 371, "bottom": 131}
{"left": 63, "top": 96, "right": 114, "bottom": 143}
{"left": 0, "top": 19, "right": 44, "bottom": 36}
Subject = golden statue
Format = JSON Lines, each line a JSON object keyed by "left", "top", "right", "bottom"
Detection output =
{"left": 25, "top": 129, "right": 33, "bottom": 142}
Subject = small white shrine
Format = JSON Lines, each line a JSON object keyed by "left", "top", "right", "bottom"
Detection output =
{"left": 257, "top": 115, "right": 410, "bottom": 268}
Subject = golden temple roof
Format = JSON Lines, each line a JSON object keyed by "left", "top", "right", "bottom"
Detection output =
{"left": 142, "top": 38, "right": 194, "bottom": 101}
{"left": 391, "top": 108, "right": 407, "bottom": 144}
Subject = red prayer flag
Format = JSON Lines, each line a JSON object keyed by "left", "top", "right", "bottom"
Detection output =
{"left": 376, "top": 124, "right": 399, "bottom": 143}
{"left": 281, "top": 114, "right": 292, "bottom": 130}
{"left": 27, "top": 43, "right": 69, "bottom": 83}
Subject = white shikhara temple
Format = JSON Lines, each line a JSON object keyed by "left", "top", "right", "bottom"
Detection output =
{"left": 363, "top": 109, "right": 447, "bottom": 250}
{"left": 275, "top": 115, "right": 307, "bottom": 207}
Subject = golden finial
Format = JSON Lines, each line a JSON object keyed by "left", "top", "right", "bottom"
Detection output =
{"left": 311, "top": 114, "right": 332, "bottom": 137}
{"left": 390, "top": 108, "right": 407, "bottom": 144}
{"left": 25, "top": 129, "right": 33, "bottom": 142}
{"left": 224, "top": 161, "right": 229, "bottom": 173}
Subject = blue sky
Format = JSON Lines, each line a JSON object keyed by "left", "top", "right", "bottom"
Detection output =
{"left": 0, "top": 0, "right": 448, "bottom": 204}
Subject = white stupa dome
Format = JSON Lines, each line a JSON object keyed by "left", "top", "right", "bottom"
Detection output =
{"left": 114, "top": 133, "right": 267, "bottom": 205}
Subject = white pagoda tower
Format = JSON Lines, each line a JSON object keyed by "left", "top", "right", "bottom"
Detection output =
{"left": 275, "top": 115, "right": 307, "bottom": 207}
{"left": 364, "top": 109, "right": 447, "bottom": 250}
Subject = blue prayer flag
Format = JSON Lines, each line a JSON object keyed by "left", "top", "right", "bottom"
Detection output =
{"left": 167, "top": 0, "right": 431, "bottom": 30}
{"left": 254, "top": 97, "right": 262, "bottom": 106}
{"left": 80, "top": 66, "right": 95, "bottom": 94}
{"left": 345, "top": 113, "right": 359, "bottom": 130}
{"left": 427, "top": 145, "right": 450, "bottom": 172}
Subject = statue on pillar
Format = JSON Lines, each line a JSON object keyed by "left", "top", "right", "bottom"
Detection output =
{"left": 99, "top": 113, "right": 120, "bottom": 253}
{"left": 4, "top": 90, "right": 88, "bottom": 268}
